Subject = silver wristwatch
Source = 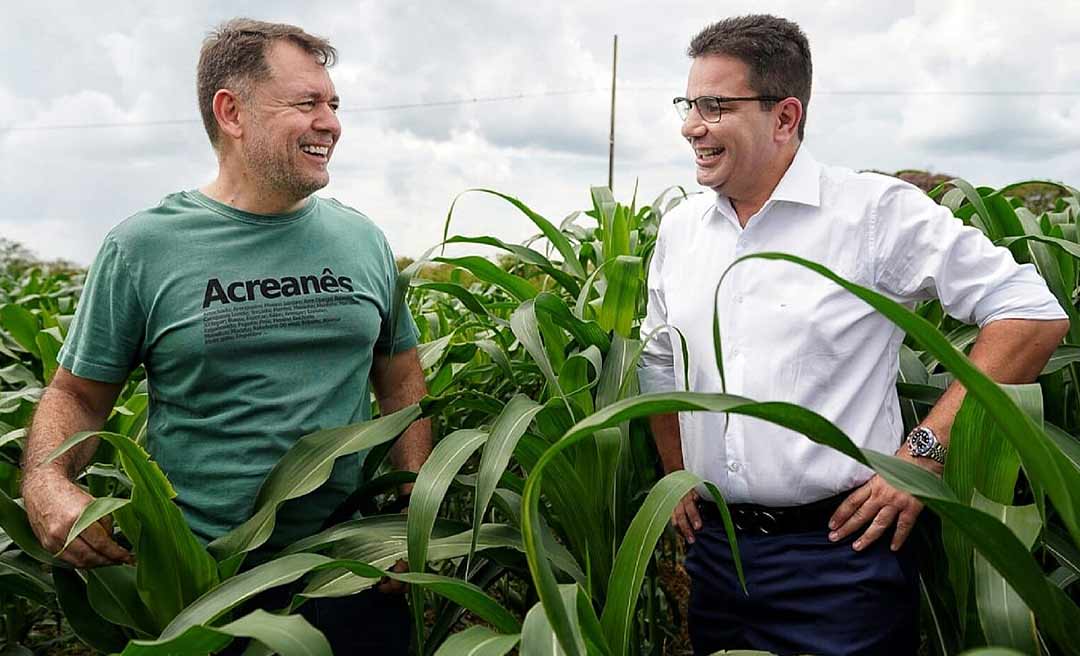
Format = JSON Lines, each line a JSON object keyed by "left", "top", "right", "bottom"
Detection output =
{"left": 906, "top": 426, "right": 947, "bottom": 465}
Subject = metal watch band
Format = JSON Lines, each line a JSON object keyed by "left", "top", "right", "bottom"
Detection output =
{"left": 923, "top": 440, "right": 947, "bottom": 464}
{"left": 907, "top": 426, "right": 948, "bottom": 465}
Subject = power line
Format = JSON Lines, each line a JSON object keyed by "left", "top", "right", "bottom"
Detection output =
{"left": 344, "top": 88, "right": 600, "bottom": 112}
{"left": 2, "top": 86, "right": 1076, "bottom": 132}
{"left": 623, "top": 86, "right": 1080, "bottom": 96}
{"left": 818, "top": 90, "right": 1080, "bottom": 96}
{"left": 0, "top": 88, "right": 604, "bottom": 132}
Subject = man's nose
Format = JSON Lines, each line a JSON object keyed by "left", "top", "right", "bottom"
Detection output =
{"left": 681, "top": 110, "right": 707, "bottom": 140}
{"left": 313, "top": 103, "right": 341, "bottom": 136}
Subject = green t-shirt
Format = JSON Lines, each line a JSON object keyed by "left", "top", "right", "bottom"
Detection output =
{"left": 59, "top": 190, "right": 418, "bottom": 550}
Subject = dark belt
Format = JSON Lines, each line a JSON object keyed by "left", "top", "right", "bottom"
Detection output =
{"left": 696, "top": 491, "right": 849, "bottom": 536}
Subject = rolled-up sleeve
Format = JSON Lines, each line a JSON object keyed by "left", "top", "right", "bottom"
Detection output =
{"left": 638, "top": 225, "right": 678, "bottom": 393}
{"left": 872, "top": 183, "right": 1067, "bottom": 327}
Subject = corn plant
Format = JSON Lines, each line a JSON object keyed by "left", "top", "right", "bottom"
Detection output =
{"left": 394, "top": 181, "right": 1080, "bottom": 655}
{"left": 0, "top": 177, "right": 1077, "bottom": 656}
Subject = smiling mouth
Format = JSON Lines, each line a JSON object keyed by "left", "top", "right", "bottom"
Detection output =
{"left": 694, "top": 146, "right": 725, "bottom": 165}
{"left": 300, "top": 144, "right": 330, "bottom": 160}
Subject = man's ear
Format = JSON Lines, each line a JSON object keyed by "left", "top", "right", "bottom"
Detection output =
{"left": 774, "top": 97, "right": 803, "bottom": 144}
{"left": 212, "top": 89, "right": 245, "bottom": 141}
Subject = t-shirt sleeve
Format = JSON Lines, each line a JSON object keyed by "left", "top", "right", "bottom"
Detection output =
{"left": 375, "top": 235, "right": 419, "bottom": 354}
{"left": 57, "top": 235, "right": 146, "bottom": 383}
{"left": 871, "top": 183, "right": 1067, "bottom": 327}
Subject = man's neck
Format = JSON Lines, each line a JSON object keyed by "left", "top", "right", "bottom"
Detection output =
{"left": 201, "top": 166, "right": 307, "bottom": 216}
{"left": 727, "top": 144, "right": 800, "bottom": 228}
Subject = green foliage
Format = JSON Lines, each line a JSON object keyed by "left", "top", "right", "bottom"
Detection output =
{"left": 0, "top": 174, "right": 1077, "bottom": 655}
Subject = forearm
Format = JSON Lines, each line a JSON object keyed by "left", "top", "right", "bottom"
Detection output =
{"left": 373, "top": 349, "right": 432, "bottom": 493}
{"left": 19, "top": 371, "right": 130, "bottom": 566}
{"left": 388, "top": 418, "right": 432, "bottom": 485}
{"left": 649, "top": 412, "right": 684, "bottom": 474}
{"left": 22, "top": 386, "right": 106, "bottom": 482}
{"left": 921, "top": 318, "right": 1069, "bottom": 443}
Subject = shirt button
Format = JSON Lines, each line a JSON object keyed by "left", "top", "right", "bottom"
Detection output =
{"left": 728, "top": 462, "right": 741, "bottom": 472}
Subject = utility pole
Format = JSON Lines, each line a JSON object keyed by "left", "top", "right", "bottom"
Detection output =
{"left": 608, "top": 34, "right": 618, "bottom": 192}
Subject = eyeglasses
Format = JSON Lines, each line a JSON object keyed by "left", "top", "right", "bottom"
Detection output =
{"left": 673, "top": 95, "right": 784, "bottom": 123}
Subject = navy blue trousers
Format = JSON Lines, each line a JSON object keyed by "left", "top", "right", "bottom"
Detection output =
{"left": 685, "top": 514, "right": 919, "bottom": 656}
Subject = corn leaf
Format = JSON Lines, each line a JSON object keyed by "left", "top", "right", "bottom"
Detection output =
{"left": 535, "top": 292, "right": 610, "bottom": 352}
{"left": 121, "top": 608, "right": 330, "bottom": 656}
{"left": 1000, "top": 233, "right": 1080, "bottom": 261}
{"left": 444, "top": 189, "right": 586, "bottom": 279}
{"left": 444, "top": 235, "right": 582, "bottom": 296}
{"left": 408, "top": 428, "right": 488, "bottom": 651}
{"left": 298, "top": 520, "right": 581, "bottom": 599}
{"left": 47, "top": 430, "right": 217, "bottom": 632}
{"left": 0, "top": 488, "right": 62, "bottom": 565}
{"left": 0, "top": 553, "right": 54, "bottom": 607}
{"left": 1042, "top": 345, "right": 1080, "bottom": 375}
{"left": 942, "top": 384, "right": 1039, "bottom": 627}
{"left": 413, "top": 281, "right": 496, "bottom": 319}
{"left": 520, "top": 586, "right": 584, "bottom": 656}
{"left": 598, "top": 256, "right": 643, "bottom": 338}
{"left": 434, "top": 256, "right": 538, "bottom": 302}
{"left": 408, "top": 429, "right": 488, "bottom": 575}
{"left": 0, "top": 304, "right": 39, "bottom": 357}
{"left": 35, "top": 329, "right": 61, "bottom": 384}
{"left": 972, "top": 493, "right": 1041, "bottom": 656}
{"left": 61, "top": 496, "right": 130, "bottom": 553}
{"left": 433, "top": 626, "right": 519, "bottom": 656}
{"left": 159, "top": 553, "right": 519, "bottom": 641}
{"left": 511, "top": 299, "right": 565, "bottom": 403}
{"left": 52, "top": 567, "right": 129, "bottom": 653}
{"left": 600, "top": 470, "right": 697, "bottom": 655}
{"left": 470, "top": 395, "right": 544, "bottom": 569}
{"left": 208, "top": 404, "right": 421, "bottom": 561}
{"left": 86, "top": 564, "right": 158, "bottom": 637}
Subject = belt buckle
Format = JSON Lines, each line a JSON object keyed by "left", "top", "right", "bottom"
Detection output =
{"left": 752, "top": 509, "right": 779, "bottom": 535}
{"left": 733, "top": 508, "right": 780, "bottom": 535}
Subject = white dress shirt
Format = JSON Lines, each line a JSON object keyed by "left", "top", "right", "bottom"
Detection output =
{"left": 638, "top": 147, "right": 1067, "bottom": 506}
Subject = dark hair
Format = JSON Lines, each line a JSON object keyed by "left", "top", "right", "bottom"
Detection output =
{"left": 197, "top": 18, "right": 337, "bottom": 147}
{"left": 688, "top": 15, "right": 811, "bottom": 140}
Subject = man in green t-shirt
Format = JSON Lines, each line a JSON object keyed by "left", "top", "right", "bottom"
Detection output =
{"left": 20, "top": 19, "right": 429, "bottom": 653}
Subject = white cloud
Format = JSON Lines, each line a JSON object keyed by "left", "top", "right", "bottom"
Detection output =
{"left": 2, "top": 0, "right": 1078, "bottom": 265}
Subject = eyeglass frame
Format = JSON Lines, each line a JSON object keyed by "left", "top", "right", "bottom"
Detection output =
{"left": 673, "top": 95, "right": 786, "bottom": 123}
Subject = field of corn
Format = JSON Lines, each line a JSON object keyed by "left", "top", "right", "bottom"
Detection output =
{"left": 0, "top": 176, "right": 1079, "bottom": 656}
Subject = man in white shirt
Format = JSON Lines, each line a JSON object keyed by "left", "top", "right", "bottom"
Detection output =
{"left": 638, "top": 15, "right": 1069, "bottom": 655}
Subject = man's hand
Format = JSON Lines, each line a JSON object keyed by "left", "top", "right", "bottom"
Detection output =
{"left": 671, "top": 489, "right": 702, "bottom": 544}
{"left": 377, "top": 559, "right": 409, "bottom": 595}
{"left": 827, "top": 449, "right": 938, "bottom": 552}
{"left": 23, "top": 469, "right": 133, "bottom": 568}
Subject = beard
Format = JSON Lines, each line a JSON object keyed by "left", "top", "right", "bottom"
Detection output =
{"left": 242, "top": 128, "right": 329, "bottom": 206}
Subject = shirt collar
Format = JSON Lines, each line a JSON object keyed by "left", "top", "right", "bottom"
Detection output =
{"left": 769, "top": 146, "right": 821, "bottom": 207}
{"left": 707, "top": 145, "right": 822, "bottom": 222}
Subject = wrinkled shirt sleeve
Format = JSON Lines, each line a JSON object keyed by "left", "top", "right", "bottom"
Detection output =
{"left": 57, "top": 235, "right": 146, "bottom": 383}
{"left": 871, "top": 183, "right": 1067, "bottom": 327}
{"left": 638, "top": 223, "right": 678, "bottom": 393}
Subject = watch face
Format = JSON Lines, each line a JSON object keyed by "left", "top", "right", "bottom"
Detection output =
{"left": 911, "top": 429, "right": 932, "bottom": 455}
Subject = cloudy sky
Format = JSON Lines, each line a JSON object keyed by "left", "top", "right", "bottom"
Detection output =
{"left": 2, "top": 0, "right": 1078, "bottom": 265}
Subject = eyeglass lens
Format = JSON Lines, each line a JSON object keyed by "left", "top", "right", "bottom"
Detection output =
{"left": 674, "top": 97, "right": 723, "bottom": 122}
